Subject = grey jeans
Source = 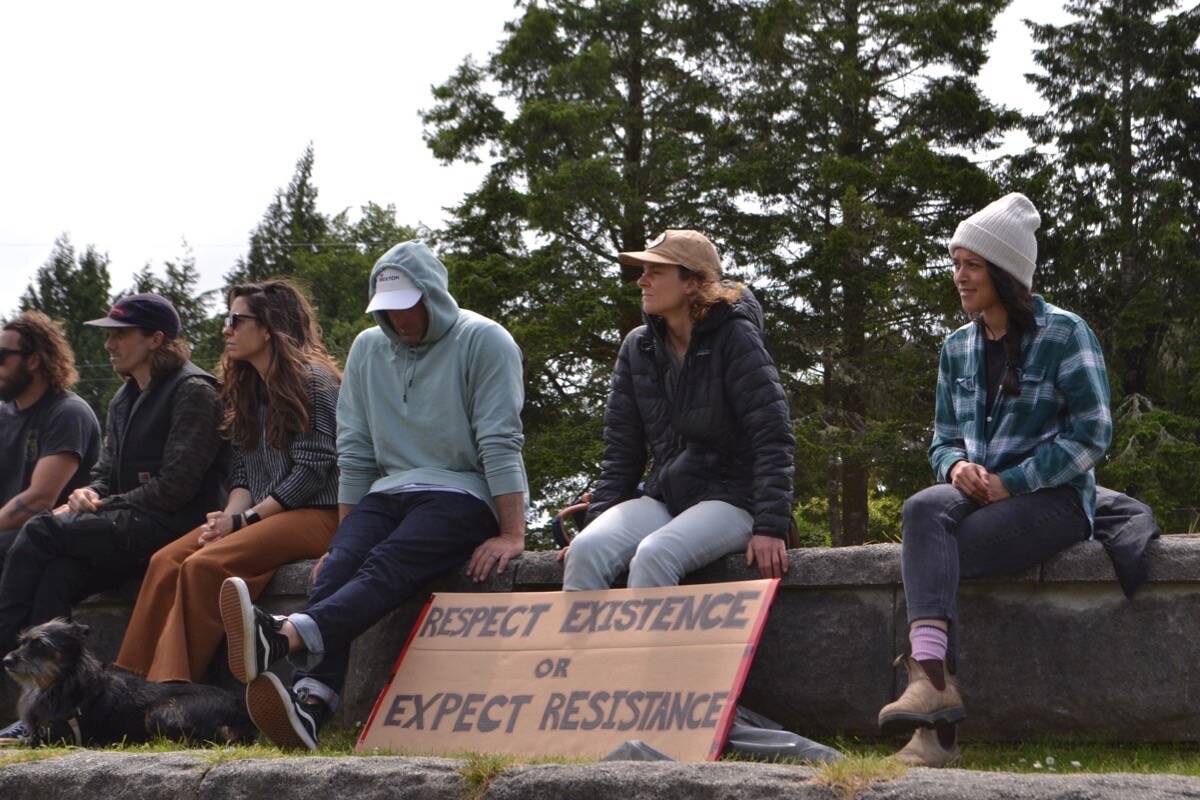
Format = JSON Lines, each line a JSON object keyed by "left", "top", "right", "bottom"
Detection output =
{"left": 563, "top": 496, "right": 754, "bottom": 590}
{"left": 901, "top": 483, "right": 1089, "bottom": 668}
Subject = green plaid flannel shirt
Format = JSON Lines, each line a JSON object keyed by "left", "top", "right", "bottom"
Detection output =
{"left": 929, "top": 296, "right": 1112, "bottom": 525}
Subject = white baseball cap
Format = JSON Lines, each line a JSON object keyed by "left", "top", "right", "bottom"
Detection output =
{"left": 366, "top": 268, "right": 423, "bottom": 312}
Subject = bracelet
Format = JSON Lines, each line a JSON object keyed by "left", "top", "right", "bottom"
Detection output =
{"left": 232, "top": 513, "right": 243, "bottom": 532}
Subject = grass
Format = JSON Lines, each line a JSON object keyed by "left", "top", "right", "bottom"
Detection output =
{"left": 6, "top": 727, "right": 1200, "bottom": 780}
{"left": 829, "top": 735, "right": 1200, "bottom": 777}
{"left": 812, "top": 754, "right": 907, "bottom": 800}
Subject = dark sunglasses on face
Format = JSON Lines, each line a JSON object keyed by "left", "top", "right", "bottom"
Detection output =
{"left": 225, "top": 313, "right": 258, "bottom": 330}
{"left": 0, "top": 348, "right": 28, "bottom": 362}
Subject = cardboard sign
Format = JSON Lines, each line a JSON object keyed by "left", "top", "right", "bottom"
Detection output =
{"left": 356, "top": 579, "right": 778, "bottom": 761}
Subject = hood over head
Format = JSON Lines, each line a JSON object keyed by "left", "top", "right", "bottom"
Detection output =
{"left": 368, "top": 241, "right": 460, "bottom": 345}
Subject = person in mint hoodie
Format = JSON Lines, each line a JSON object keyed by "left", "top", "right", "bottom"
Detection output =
{"left": 219, "top": 240, "right": 528, "bottom": 750}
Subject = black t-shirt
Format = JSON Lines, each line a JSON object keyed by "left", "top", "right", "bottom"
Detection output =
{"left": 984, "top": 336, "right": 1008, "bottom": 419}
{"left": 0, "top": 389, "right": 101, "bottom": 508}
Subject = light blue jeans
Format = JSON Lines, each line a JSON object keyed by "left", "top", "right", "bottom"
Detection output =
{"left": 563, "top": 496, "right": 754, "bottom": 590}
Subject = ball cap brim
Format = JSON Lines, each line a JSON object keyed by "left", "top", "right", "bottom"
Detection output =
{"left": 366, "top": 268, "right": 423, "bottom": 312}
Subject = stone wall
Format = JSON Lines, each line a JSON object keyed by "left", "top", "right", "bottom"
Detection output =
{"left": 5, "top": 752, "right": 1200, "bottom": 799}
{"left": 5, "top": 536, "right": 1199, "bottom": 742}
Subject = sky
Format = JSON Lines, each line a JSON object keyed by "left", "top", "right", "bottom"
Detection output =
{"left": 0, "top": 0, "right": 1073, "bottom": 317}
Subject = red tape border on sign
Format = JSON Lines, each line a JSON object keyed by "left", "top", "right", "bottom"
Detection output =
{"left": 356, "top": 594, "right": 435, "bottom": 751}
{"left": 356, "top": 579, "right": 781, "bottom": 758}
{"left": 708, "top": 577, "right": 779, "bottom": 759}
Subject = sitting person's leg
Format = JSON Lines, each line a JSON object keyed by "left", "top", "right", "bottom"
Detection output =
{"left": 626, "top": 500, "right": 753, "bottom": 588}
{"left": 0, "top": 509, "right": 145, "bottom": 656}
{"left": 885, "top": 483, "right": 1090, "bottom": 766}
{"left": 0, "top": 528, "right": 18, "bottom": 573}
{"left": 115, "top": 524, "right": 205, "bottom": 677}
{"left": 220, "top": 492, "right": 406, "bottom": 685}
{"left": 119, "top": 508, "right": 339, "bottom": 682}
{"left": 562, "top": 496, "right": 672, "bottom": 591}
{"left": 225, "top": 491, "right": 498, "bottom": 749}
{"left": 880, "top": 483, "right": 977, "bottom": 759}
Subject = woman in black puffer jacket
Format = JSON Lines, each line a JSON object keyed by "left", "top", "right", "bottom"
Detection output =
{"left": 561, "top": 230, "right": 795, "bottom": 589}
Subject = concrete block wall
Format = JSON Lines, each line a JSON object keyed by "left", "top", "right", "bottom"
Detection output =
{"left": 4, "top": 536, "right": 1199, "bottom": 742}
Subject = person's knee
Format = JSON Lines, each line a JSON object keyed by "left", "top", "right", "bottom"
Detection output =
{"left": 178, "top": 549, "right": 221, "bottom": 583}
{"left": 902, "top": 485, "right": 959, "bottom": 527}
{"left": 629, "top": 535, "right": 681, "bottom": 579}
{"left": 564, "top": 531, "right": 614, "bottom": 573}
{"left": 309, "top": 548, "right": 359, "bottom": 600}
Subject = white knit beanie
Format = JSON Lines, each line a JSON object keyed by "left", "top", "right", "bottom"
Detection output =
{"left": 947, "top": 193, "right": 1041, "bottom": 289}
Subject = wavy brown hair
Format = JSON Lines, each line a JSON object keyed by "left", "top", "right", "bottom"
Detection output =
{"left": 221, "top": 278, "right": 341, "bottom": 450}
{"left": 3, "top": 311, "right": 79, "bottom": 391}
{"left": 678, "top": 267, "right": 745, "bottom": 322}
{"left": 149, "top": 335, "right": 191, "bottom": 380}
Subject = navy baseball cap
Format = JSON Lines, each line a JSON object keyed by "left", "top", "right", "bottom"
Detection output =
{"left": 84, "top": 293, "right": 181, "bottom": 340}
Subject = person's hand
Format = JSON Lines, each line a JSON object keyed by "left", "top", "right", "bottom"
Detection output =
{"left": 67, "top": 487, "right": 103, "bottom": 514}
{"left": 986, "top": 473, "right": 1012, "bottom": 502}
{"left": 556, "top": 545, "right": 570, "bottom": 563}
{"left": 52, "top": 503, "right": 70, "bottom": 515}
{"left": 745, "top": 534, "right": 789, "bottom": 580}
{"left": 198, "top": 511, "right": 235, "bottom": 546}
{"left": 310, "top": 552, "right": 329, "bottom": 584}
{"left": 467, "top": 536, "right": 524, "bottom": 582}
{"left": 949, "top": 461, "right": 990, "bottom": 504}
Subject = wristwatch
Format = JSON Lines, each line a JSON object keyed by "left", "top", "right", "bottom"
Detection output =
{"left": 243, "top": 508, "right": 261, "bottom": 525}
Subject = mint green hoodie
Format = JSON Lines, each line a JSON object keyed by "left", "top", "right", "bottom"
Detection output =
{"left": 336, "top": 241, "right": 527, "bottom": 516}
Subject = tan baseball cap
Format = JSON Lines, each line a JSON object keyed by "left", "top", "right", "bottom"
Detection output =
{"left": 617, "top": 230, "right": 722, "bottom": 281}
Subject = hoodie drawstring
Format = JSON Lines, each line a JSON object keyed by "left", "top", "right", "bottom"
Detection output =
{"left": 402, "top": 346, "right": 417, "bottom": 402}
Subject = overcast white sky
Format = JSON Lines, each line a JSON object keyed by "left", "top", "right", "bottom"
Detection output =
{"left": 0, "top": 0, "right": 1072, "bottom": 317}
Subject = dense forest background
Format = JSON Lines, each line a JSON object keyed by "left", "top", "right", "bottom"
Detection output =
{"left": 12, "top": 0, "right": 1199, "bottom": 546}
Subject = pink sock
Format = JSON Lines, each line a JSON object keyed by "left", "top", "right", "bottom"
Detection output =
{"left": 910, "top": 625, "right": 948, "bottom": 662}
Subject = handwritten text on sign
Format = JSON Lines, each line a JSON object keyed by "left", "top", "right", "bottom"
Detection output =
{"left": 356, "top": 580, "right": 777, "bottom": 761}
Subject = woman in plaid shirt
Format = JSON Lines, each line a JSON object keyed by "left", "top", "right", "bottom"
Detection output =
{"left": 878, "top": 194, "right": 1113, "bottom": 767}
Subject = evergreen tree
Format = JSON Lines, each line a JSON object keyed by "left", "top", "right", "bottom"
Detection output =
{"left": 128, "top": 245, "right": 222, "bottom": 369}
{"left": 730, "top": 0, "right": 1017, "bottom": 544}
{"left": 423, "top": 0, "right": 745, "bottom": 525}
{"left": 1019, "top": 0, "right": 1200, "bottom": 527}
{"left": 228, "top": 144, "right": 328, "bottom": 283}
{"left": 19, "top": 234, "right": 117, "bottom": 413}
{"left": 1023, "top": 0, "right": 1200, "bottom": 400}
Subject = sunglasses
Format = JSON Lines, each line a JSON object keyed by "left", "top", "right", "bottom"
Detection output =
{"left": 0, "top": 347, "right": 28, "bottom": 362}
{"left": 225, "top": 312, "right": 259, "bottom": 330}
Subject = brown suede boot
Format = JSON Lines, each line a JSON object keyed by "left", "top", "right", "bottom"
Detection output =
{"left": 878, "top": 655, "right": 966, "bottom": 735}
{"left": 894, "top": 727, "right": 961, "bottom": 768}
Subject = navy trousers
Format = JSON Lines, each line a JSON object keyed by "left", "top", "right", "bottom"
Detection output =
{"left": 293, "top": 490, "right": 498, "bottom": 696}
{"left": 900, "top": 483, "right": 1089, "bottom": 669}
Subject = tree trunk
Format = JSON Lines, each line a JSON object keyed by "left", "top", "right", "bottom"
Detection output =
{"left": 836, "top": 0, "right": 869, "bottom": 546}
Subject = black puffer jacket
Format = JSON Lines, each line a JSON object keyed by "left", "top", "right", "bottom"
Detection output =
{"left": 588, "top": 290, "right": 795, "bottom": 538}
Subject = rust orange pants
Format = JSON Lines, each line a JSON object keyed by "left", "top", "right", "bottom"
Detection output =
{"left": 115, "top": 507, "right": 337, "bottom": 682}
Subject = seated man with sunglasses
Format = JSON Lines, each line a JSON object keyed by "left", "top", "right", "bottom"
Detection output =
{"left": 0, "top": 312, "right": 101, "bottom": 568}
{"left": 0, "top": 294, "right": 226, "bottom": 744}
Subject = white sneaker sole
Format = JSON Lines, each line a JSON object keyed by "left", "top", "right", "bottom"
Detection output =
{"left": 219, "top": 577, "right": 257, "bottom": 684}
{"left": 246, "top": 673, "right": 318, "bottom": 751}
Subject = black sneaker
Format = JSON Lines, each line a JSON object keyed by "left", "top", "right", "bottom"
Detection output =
{"left": 219, "top": 577, "right": 290, "bottom": 684}
{"left": 0, "top": 719, "right": 32, "bottom": 746}
{"left": 245, "top": 673, "right": 328, "bottom": 751}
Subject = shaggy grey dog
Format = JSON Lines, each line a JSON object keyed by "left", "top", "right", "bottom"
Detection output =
{"left": 2, "top": 618, "right": 255, "bottom": 746}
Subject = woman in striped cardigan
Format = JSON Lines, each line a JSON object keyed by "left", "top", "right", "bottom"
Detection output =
{"left": 117, "top": 279, "right": 341, "bottom": 683}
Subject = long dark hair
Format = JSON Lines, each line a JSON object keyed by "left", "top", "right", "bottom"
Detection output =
{"left": 977, "top": 263, "right": 1035, "bottom": 396}
{"left": 220, "top": 279, "right": 341, "bottom": 450}
{"left": 3, "top": 311, "right": 79, "bottom": 391}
